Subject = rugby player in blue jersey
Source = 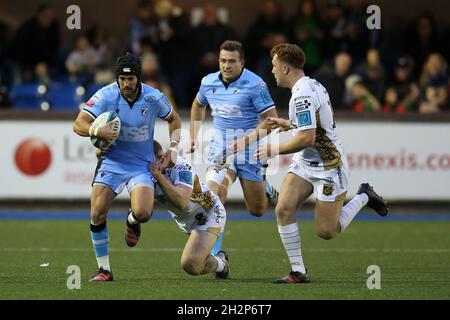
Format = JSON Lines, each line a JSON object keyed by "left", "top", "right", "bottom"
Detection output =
{"left": 188, "top": 40, "right": 279, "bottom": 256}
{"left": 73, "top": 53, "right": 181, "bottom": 281}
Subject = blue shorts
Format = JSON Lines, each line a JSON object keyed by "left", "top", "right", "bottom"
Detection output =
{"left": 207, "top": 140, "right": 266, "bottom": 182}
{"left": 92, "top": 161, "right": 155, "bottom": 195}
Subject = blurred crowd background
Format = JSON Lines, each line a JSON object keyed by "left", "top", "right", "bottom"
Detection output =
{"left": 0, "top": 0, "right": 449, "bottom": 113}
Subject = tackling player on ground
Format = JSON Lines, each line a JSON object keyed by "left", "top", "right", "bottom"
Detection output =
{"left": 73, "top": 53, "right": 181, "bottom": 281}
{"left": 150, "top": 140, "right": 230, "bottom": 279}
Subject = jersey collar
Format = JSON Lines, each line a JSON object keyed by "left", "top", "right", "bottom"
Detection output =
{"left": 292, "top": 76, "right": 309, "bottom": 93}
{"left": 119, "top": 83, "right": 142, "bottom": 108}
{"left": 218, "top": 68, "right": 245, "bottom": 89}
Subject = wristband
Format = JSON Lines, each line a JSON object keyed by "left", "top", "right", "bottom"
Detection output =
{"left": 170, "top": 140, "right": 180, "bottom": 145}
{"left": 168, "top": 147, "right": 178, "bottom": 153}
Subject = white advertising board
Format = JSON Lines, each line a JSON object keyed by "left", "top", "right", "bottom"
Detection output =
{"left": 0, "top": 120, "right": 449, "bottom": 200}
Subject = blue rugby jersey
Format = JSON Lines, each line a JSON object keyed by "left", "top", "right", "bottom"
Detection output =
{"left": 197, "top": 68, "right": 275, "bottom": 143}
{"left": 83, "top": 82, "right": 173, "bottom": 173}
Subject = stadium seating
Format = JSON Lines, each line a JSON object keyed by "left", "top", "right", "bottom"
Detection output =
{"left": 85, "top": 83, "right": 104, "bottom": 100}
{"left": 9, "top": 83, "right": 48, "bottom": 110}
{"left": 47, "top": 82, "right": 85, "bottom": 110}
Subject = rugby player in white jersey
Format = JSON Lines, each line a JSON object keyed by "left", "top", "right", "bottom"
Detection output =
{"left": 244, "top": 43, "right": 388, "bottom": 283}
{"left": 150, "top": 141, "right": 230, "bottom": 279}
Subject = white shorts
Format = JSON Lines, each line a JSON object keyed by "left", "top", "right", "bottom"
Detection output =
{"left": 171, "top": 198, "right": 226, "bottom": 237}
{"left": 288, "top": 161, "right": 349, "bottom": 202}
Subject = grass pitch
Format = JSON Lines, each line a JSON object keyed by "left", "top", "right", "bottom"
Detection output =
{"left": 0, "top": 218, "right": 449, "bottom": 300}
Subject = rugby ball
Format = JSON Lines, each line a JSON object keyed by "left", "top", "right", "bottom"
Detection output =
{"left": 90, "top": 111, "right": 121, "bottom": 148}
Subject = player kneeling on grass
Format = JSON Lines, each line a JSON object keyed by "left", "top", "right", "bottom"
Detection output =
{"left": 150, "top": 140, "right": 230, "bottom": 278}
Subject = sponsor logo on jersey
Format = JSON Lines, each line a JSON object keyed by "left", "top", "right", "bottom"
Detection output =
{"left": 295, "top": 98, "right": 311, "bottom": 111}
{"left": 297, "top": 111, "right": 312, "bottom": 127}
{"left": 144, "top": 95, "right": 156, "bottom": 102}
{"left": 233, "top": 89, "right": 240, "bottom": 94}
{"left": 117, "top": 125, "right": 149, "bottom": 142}
{"left": 210, "top": 104, "right": 243, "bottom": 118}
{"left": 141, "top": 107, "right": 148, "bottom": 116}
{"left": 323, "top": 184, "right": 334, "bottom": 196}
{"left": 175, "top": 163, "right": 192, "bottom": 171}
{"left": 86, "top": 100, "right": 95, "bottom": 107}
{"left": 240, "top": 80, "right": 249, "bottom": 85}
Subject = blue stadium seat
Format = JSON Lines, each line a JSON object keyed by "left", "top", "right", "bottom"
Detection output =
{"left": 10, "top": 83, "right": 48, "bottom": 109}
{"left": 85, "top": 83, "right": 105, "bottom": 101}
{"left": 48, "top": 82, "right": 85, "bottom": 110}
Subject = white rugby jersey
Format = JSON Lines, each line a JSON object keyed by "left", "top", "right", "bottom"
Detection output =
{"left": 155, "top": 157, "right": 218, "bottom": 226}
{"left": 289, "top": 76, "right": 345, "bottom": 170}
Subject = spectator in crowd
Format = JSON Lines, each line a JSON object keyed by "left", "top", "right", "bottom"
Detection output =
{"left": 66, "top": 34, "right": 102, "bottom": 84}
{"left": 420, "top": 53, "right": 449, "bottom": 91}
{"left": 288, "top": 0, "right": 323, "bottom": 74}
{"left": 355, "top": 48, "right": 385, "bottom": 101}
{"left": 245, "top": 0, "right": 288, "bottom": 69}
{"left": 128, "top": 0, "right": 159, "bottom": 55}
{"left": 0, "top": 19, "right": 12, "bottom": 107}
{"left": 256, "top": 32, "right": 290, "bottom": 109}
{"left": 419, "top": 53, "right": 449, "bottom": 113}
{"left": 154, "top": 0, "right": 196, "bottom": 108}
{"left": 141, "top": 52, "right": 177, "bottom": 109}
{"left": 314, "top": 52, "right": 352, "bottom": 109}
{"left": 87, "top": 25, "right": 116, "bottom": 69}
{"left": 10, "top": 3, "right": 60, "bottom": 82}
{"left": 419, "top": 84, "right": 448, "bottom": 113}
{"left": 383, "top": 56, "right": 420, "bottom": 112}
{"left": 194, "top": 3, "right": 237, "bottom": 76}
{"left": 343, "top": 0, "right": 370, "bottom": 62}
{"left": 321, "top": 0, "right": 347, "bottom": 60}
{"left": 346, "top": 75, "right": 381, "bottom": 112}
{"left": 34, "top": 62, "right": 52, "bottom": 87}
{"left": 404, "top": 11, "right": 441, "bottom": 77}
{"left": 86, "top": 25, "right": 117, "bottom": 84}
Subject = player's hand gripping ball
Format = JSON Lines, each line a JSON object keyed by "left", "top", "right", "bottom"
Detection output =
{"left": 90, "top": 111, "right": 121, "bottom": 148}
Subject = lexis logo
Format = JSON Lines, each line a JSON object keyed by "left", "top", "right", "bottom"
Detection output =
{"left": 118, "top": 125, "right": 149, "bottom": 142}
{"left": 15, "top": 138, "right": 52, "bottom": 176}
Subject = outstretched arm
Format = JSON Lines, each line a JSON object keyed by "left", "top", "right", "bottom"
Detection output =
{"left": 229, "top": 108, "right": 279, "bottom": 154}
{"left": 255, "top": 128, "right": 316, "bottom": 162}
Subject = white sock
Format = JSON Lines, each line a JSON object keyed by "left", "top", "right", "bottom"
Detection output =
{"left": 214, "top": 256, "right": 225, "bottom": 272}
{"left": 339, "top": 193, "right": 369, "bottom": 232}
{"left": 278, "top": 223, "right": 306, "bottom": 274}
{"left": 127, "top": 211, "right": 138, "bottom": 225}
{"left": 97, "top": 256, "right": 111, "bottom": 271}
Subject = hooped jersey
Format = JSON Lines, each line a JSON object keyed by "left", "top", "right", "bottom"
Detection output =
{"left": 289, "top": 76, "right": 345, "bottom": 171}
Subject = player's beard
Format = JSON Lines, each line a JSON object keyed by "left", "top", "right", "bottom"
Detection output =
{"left": 121, "top": 84, "right": 139, "bottom": 100}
